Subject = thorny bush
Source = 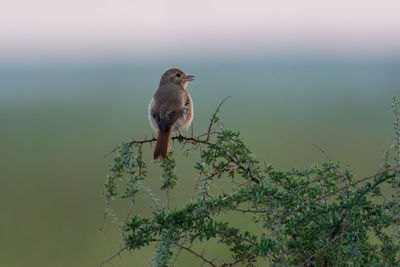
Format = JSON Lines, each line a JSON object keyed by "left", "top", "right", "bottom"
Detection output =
{"left": 100, "top": 97, "right": 400, "bottom": 266}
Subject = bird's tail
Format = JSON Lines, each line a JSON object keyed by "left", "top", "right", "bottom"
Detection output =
{"left": 154, "top": 128, "right": 172, "bottom": 160}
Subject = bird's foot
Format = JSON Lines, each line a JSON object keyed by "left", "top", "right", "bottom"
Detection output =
{"left": 176, "top": 129, "right": 184, "bottom": 143}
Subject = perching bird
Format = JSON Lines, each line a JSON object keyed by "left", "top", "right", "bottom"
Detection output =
{"left": 148, "top": 68, "right": 194, "bottom": 160}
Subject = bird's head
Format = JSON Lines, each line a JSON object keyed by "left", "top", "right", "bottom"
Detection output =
{"left": 160, "top": 68, "right": 195, "bottom": 89}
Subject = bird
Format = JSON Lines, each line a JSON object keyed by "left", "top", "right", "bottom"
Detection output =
{"left": 148, "top": 68, "right": 194, "bottom": 160}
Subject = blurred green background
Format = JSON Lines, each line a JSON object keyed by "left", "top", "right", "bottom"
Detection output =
{"left": 0, "top": 57, "right": 399, "bottom": 266}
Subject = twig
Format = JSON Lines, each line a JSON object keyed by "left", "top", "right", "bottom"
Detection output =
{"left": 166, "top": 188, "right": 170, "bottom": 211}
{"left": 175, "top": 243, "right": 217, "bottom": 267}
{"left": 380, "top": 143, "right": 395, "bottom": 170}
{"left": 140, "top": 183, "right": 163, "bottom": 212}
{"left": 313, "top": 143, "right": 350, "bottom": 187}
{"left": 224, "top": 151, "right": 260, "bottom": 184}
{"left": 232, "top": 208, "right": 269, "bottom": 213}
{"left": 206, "top": 96, "right": 231, "bottom": 142}
{"left": 98, "top": 209, "right": 108, "bottom": 232}
{"left": 125, "top": 146, "right": 143, "bottom": 222}
{"left": 172, "top": 235, "right": 190, "bottom": 265}
{"left": 312, "top": 144, "right": 332, "bottom": 161}
{"left": 99, "top": 245, "right": 129, "bottom": 267}
{"left": 196, "top": 131, "right": 223, "bottom": 139}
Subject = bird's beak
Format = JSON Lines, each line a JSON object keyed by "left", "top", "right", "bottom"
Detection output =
{"left": 183, "top": 75, "right": 195, "bottom": 81}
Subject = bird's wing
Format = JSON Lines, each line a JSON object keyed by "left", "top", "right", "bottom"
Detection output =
{"left": 159, "top": 110, "right": 172, "bottom": 119}
{"left": 156, "top": 110, "right": 180, "bottom": 132}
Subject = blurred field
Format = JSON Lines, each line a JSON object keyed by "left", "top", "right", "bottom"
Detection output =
{"left": 0, "top": 58, "right": 399, "bottom": 266}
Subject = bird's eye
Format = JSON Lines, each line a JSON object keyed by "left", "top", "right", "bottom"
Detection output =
{"left": 176, "top": 73, "right": 181, "bottom": 77}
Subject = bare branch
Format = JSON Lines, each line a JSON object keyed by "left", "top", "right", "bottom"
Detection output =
{"left": 99, "top": 245, "right": 128, "bottom": 267}
{"left": 206, "top": 96, "right": 231, "bottom": 142}
{"left": 312, "top": 143, "right": 332, "bottom": 162}
{"left": 175, "top": 243, "right": 217, "bottom": 267}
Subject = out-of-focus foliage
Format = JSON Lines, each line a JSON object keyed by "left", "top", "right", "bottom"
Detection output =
{"left": 101, "top": 97, "right": 400, "bottom": 266}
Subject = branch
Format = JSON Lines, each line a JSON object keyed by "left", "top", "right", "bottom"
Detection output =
{"left": 224, "top": 151, "right": 260, "bottom": 184}
{"left": 99, "top": 245, "right": 128, "bottom": 267}
{"left": 175, "top": 243, "right": 217, "bottom": 267}
{"left": 206, "top": 96, "right": 231, "bottom": 142}
{"left": 105, "top": 135, "right": 210, "bottom": 157}
{"left": 232, "top": 208, "right": 268, "bottom": 213}
{"left": 312, "top": 143, "right": 332, "bottom": 161}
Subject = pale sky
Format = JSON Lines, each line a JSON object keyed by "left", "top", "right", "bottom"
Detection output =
{"left": 1, "top": 0, "right": 400, "bottom": 61}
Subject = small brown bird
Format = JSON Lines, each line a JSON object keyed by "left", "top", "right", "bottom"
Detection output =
{"left": 148, "top": 68, "right": 194, "bottom": 160}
